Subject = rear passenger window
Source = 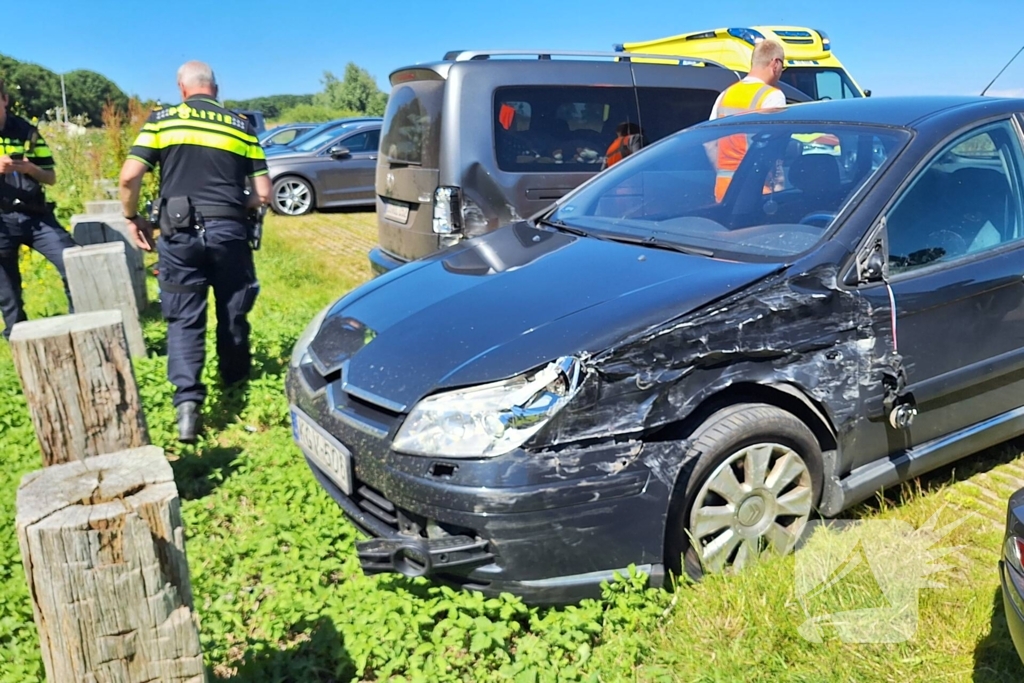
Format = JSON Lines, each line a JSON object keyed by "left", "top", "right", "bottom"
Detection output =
{"left": 634, "top": 87, "right": 721, "bottom": 144}
{"left": 493, "top": 86, "right": 640, "bottom": 172}
{"left": 886, "top": 121, "right": 1024, "bottom": 274}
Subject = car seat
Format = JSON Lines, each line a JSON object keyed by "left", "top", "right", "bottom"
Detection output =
{"left": 945, "top": 167, "right": 1012, "bottom": 251}
{"left": 774, "top": 154, "right": 842, "bottom": 224}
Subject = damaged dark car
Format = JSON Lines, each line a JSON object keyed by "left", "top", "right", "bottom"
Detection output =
{"left": 287, "top": 96, "right": 1024, "bottom": 603}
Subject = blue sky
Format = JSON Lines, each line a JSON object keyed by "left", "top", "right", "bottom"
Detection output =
{"left": 7, "top": 0, "right": 1024, "bottom": 102}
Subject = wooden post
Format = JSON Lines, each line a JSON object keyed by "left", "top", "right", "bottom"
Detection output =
{"left": 63, "top": 242, "right": 146, "bottom": 358}
{"left": 9, "top": 311, "right": 149, "bottom": 466}
{"left": 16, "top": 447, "right": 206, "bottom": 683}
{"left": 71, "top": 213, "right": 147, "bottom": 312}
{"left": 85, "top": 200, "right": 123, "bottom": 215}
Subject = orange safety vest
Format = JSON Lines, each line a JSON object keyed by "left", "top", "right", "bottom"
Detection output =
{"left": 713, "top": 81, "right": 782, "bottom": 202}
{"left": 604, "top": 135, "right": 636, "bottom": 168}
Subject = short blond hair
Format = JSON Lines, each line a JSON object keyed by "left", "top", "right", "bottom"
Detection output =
{"left": 751, "top": 39, "right": 785, "bottom": 69}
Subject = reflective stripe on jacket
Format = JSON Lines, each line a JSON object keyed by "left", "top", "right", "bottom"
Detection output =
{"left": 714, "top": 81, "right": 782, "bottom": 201}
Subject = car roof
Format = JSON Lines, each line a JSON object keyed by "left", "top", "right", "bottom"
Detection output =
{"left": 701, "top": 96, "right": 1024, "bottom": 129}
{"left": 390, "top": 51, "right": 736, "bottom": 83}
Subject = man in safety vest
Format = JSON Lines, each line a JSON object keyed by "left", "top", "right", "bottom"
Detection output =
{"left": 707, "top": 39, "right": 788, "bottom": 202}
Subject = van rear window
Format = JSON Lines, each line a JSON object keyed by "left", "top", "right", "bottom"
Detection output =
{"left": 381, "top": 79, "right": 444, "bottom": 166}
{"left": 493, "top": 86, "right": 640, "bottom": 172}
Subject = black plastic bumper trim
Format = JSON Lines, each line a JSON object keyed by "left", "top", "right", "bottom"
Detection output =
{"left": 357, "top": 534, "right": 493, "bottom": 577}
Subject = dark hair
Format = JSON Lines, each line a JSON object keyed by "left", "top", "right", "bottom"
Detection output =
{"left": 616, "top": 121, "right": 641, "bottom": 136}
{"left": 0, "top": 78, "right": 6, "bottom": 99}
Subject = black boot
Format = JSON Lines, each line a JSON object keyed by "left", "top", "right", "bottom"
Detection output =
{"left": 176, "top": 401, "right": 200, "bottom": 443}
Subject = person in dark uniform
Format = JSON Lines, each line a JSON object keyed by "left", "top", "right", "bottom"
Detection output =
{"left": 118, "top": 61, "right": 271, "bottom": 442}
{"left": 0, "top": 77, "right": 77, "bottom": 339}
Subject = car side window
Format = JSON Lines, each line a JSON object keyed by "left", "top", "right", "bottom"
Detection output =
{"left": 339, "top": 132, "right": 369, "bottom": 153}
{"left": 365, "top": 130, "right": 380, "bottom": 152}
{"left": 493, "top": 86, "right": 641, "bottom": 172}
{"left": 886, "top": 121, "right": 1024, "bottom": 275}
{"left": 634, "top": 87, "right": 722, "bottom": 145}
{"left": 272, "top": 129, "right": 298, "bottom": 145}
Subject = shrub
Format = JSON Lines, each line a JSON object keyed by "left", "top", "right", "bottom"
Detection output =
{"left": 275, "top": 104, "right": 362, "bottom": 123}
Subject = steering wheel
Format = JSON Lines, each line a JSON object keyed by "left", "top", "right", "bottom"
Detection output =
{"left": 799, "top": 211, "right": 837, "bottom": 228}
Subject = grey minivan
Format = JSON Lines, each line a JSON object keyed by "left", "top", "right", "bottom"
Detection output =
{"left": 369, "top": 49, "right": 810, "bottom": 274}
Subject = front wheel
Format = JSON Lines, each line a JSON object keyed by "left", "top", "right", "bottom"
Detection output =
{"left": 666, "top": 403, "right": 822, "bottom": 581}
{"left": 271, "top": 176, "right": 314, "bottom": 216}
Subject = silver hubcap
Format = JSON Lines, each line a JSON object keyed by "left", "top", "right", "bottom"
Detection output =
{"left": 275, "top": 180, "right": 311, "bottom": 215}
{"left": 689, "top": 442, "right": 813, "bottom": 574}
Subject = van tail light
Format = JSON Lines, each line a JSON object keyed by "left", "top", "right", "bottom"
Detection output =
{"left": 433, "top": 186, "right": 463, "bottom": 235}
{"left": 1006, "top": 536, "right": 1024, "bottom": 574}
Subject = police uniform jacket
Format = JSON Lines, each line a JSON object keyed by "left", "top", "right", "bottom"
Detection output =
{"left": 128, "top": 96, "right": 267, "bottom": 238}
{"left": 0, "top": 113, "right": 56, "bottom": 233}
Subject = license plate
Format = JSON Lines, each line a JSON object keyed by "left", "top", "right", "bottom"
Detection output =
{"left": 383, "top": 200, "right": 409, "bottom": 224}
{"left": 292, "top": 410, "right": 353, "bottom": 495}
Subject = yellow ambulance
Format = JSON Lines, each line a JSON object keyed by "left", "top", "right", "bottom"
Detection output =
{"left": 617, "top": 26, "right": 867, "bottom": 101}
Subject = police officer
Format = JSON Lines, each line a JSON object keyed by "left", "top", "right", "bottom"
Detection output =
{"left": 119, "top": 61, "right": 271, "bottom": 442}
{"left": 0, "top": 77, "right": 77, "bottom": 339}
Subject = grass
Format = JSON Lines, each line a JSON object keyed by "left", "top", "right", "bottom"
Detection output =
{"left": 1, "top": 208, "right": 1023, "bottom": 681}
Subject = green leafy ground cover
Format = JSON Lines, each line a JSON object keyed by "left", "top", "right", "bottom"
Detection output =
{"left": 0, "top": 211, "right": 1023, "bottom": 682}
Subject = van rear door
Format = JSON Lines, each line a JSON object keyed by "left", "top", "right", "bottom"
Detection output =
{"left": 376, "top": 69, "right": 445, "bottom": 263}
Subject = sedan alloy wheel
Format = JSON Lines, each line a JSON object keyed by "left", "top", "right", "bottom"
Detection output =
{"left": 273, "top": 177, "right": 314, "bottom": 216}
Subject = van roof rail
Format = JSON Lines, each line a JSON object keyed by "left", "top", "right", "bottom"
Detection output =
{"left": 442, "top": 49, "right": 730, "bottom": 70}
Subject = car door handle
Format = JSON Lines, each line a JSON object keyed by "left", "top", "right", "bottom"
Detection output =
{"left": 368, "top": 155, "right": 377, "bottom": 160}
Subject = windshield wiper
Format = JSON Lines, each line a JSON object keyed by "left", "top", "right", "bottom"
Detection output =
{"left": 600, "top": 233, "right": 715, "bottom": 258}
{"left": 537, "top": 217, "right": 589, "bottom": 237}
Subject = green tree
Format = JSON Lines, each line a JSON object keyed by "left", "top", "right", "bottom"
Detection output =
{"left": 4, "top": 62, "right": 61, "bottom": 120}
{"left": 314, "top": 63, "right": 388, "bottom": 116}
{"left": 224, "top": 94, "right": 315, "bottom": 119}
{"left": 63, "top": 70, "right": 128, "bottom": 124}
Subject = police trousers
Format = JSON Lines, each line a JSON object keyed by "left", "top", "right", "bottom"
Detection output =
{"left": 0, "top": 214, "right": 76, "bottom": 339}
{"left": 157, "top": 219, "right": 259, "bottom": 407}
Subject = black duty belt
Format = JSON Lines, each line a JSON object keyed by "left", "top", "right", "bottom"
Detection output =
{"left": 194, "top": 205, "right": 248, "bottom": 221}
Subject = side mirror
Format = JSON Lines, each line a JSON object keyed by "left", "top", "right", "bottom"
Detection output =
{"left": 863, "top": 89, "right": 872, "bottom": 98}
{"left": 329, "top": 146, "right": 351, "bottom": 159}
{"left": 854, "top": 219, "right": 889, "bottom": 284}
{"left": 860, "top": 249, "right": 886, "bottom": 282}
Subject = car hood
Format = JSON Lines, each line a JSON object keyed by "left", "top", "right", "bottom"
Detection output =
{"left": 308, "top": 223, "right": 782, "bottom": 411}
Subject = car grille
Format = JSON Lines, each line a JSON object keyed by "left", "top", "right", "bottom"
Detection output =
{"left": 354, "top": 481, "right": 399, "bottom": 531}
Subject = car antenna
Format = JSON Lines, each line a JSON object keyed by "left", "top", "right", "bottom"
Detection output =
{"left": 980, "top": 43, "right": 1024, "bottom": 96}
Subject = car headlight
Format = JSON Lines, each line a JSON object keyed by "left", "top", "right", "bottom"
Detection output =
{"left": 393, "top": 356, "right": 584, "bottom": 458}
{"left": 289, "top": 303, "right": 333, "bottom": 368}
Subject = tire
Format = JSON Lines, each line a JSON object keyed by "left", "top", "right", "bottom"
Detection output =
{"left": 664, "top": 403, "right": 823, "bottom": 582}
{"left": 271, "top": 176, "right": 315, "bottom": 216}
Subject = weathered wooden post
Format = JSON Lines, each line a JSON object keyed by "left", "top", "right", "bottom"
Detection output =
{"left": 63, "top": 242, "right": 147, "bottom": 358}
{"left": 9, "top": 311, "right": 149, "bottom": 466}
{"left": 17, "top": 447, "right": 207, "bottom": 682}
{"left": 71, "top": 213, "right": 148, "bottom": 312}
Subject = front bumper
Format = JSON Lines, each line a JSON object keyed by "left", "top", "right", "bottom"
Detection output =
{"left": 368, "top": 246, "right": 407, "bottom": 277}
{"left": 287, "top": 370, "right": 671, "bottom": 604}
{"left": 1001, "top": 560, "right": 1024, "bottom": 663}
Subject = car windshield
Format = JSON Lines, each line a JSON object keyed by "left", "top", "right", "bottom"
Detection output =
{"left": 548, "top": 122, "right": 909, "bottom": 261}
{"left": 292, "top": 123, "right": 361, "bottom": 152}
{"left": 780, "top": 67, "right": 861, "bottom": 101}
